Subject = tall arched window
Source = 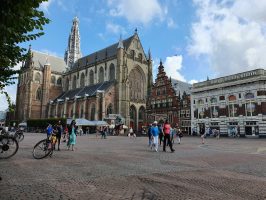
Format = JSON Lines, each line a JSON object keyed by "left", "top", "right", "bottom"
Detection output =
{"left": 197, "top": 99, "right": 204, "bottom": 119}
{"left": 36, "top": 87, "right": 42, "bottom": 101}
{"left": 130, "top": 105, "right": 137, "bottom": 130}
{"left": 65, "top": 77, "right": 69, "bottom": 91}
{"left": 80, "top": 105, "right": 84, "bottom": 118}
{"left": 245, "top": 93, "right": 255, "bottom": 116}
{"left": 57, "top": 77, "right": 62, "bottom": 85}
{"left": 89, "top": 70, "right": 94, "bottom": 85}
{"left": 72, "top": 75, "right": 77, "bottom": 89}
{"left": 35, "top": 72, "right": 41, "bottom": 83}
{"left": 129, "top": 67, "right": 145, "bottom": 101}
{"left": 228, "top": 95, "right": 237, "bottom": 117}
{"left": 90, "top": 104, "right": 96, "bottom": 120}
{"left": 80, "top": 72, "right": 85, "bottom": 88}
{"left": 109, "top": 63, "right": 115, "bottom": 80}
{"left": 107, "top": 104, "right": 113, "bottom": 115}
{"left": 138, "top": 53, "right": 142, "bottom": 62}
{"left": 138, "top": 107, "right": 145, "bottom": 120}
{"left": 98, "top": 67, "right": 104, "bottom": 83}
{"left": 210, "top": 97, "right": 218, "bottom": 118}
{"left": 130, "top": 50, "right": 135, "bottom": 59}
{"left": 51, "top": 76, "right": 56, "bottom": 84}
{"left": 70, "top": 109, "right": 73, "bottom": 118}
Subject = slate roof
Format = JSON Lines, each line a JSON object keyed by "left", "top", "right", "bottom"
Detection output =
{"left": 72, "top": 35, "right": 134, "bottom": 69}
{"left": 54, "top": 80, "right": 115, "bottom": 101}
{"left": 171, "top": 79, "right": 191, "bottom": 95}
{"left": 31, "top": 50, "right": 67, "bottom": 73}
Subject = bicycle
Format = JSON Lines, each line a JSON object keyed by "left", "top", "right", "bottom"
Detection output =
{"left": 14, "top": 129, "right": 24, "bottom": 142}
{"left": 32, "top": 133, "right": 57, "bottom": 159}
{"left": 0, "top": 129, "right": 19, "bottom": 159}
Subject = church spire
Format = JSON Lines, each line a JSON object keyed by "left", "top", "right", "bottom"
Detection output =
{"left": 148, "top": 48, "right": 152, "bottom": 61}
{"left": 24, "top": 44, "right": 33, "bottom": 68}
{"left": 117, "top": 35, "right": 124, "bottom": 49}
{"left": 64, "top": 16, "right": 82, "bottom": 68}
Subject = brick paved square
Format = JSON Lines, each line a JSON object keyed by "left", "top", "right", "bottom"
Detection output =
{"left": 0, "top": 133, "right": 266, "bottom": 200}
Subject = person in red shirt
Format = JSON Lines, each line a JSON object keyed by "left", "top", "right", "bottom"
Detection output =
{"left": 162, "top": 120, "right": 175, "bottom": 152}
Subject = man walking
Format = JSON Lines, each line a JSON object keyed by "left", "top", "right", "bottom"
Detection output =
{"left": 151, "top": 121, "right": 159, "bottom": 152}
{"left": 55, "top": 121, "right": 62, "bottom": 151}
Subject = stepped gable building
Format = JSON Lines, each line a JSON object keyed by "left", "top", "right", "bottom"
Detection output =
{"left": 146, "top": 61, "right": 191, "bottom": 133}
{"left": 191, "top": 69, "right": 266, "bottom": 137}
{"left": 16, "top": 46, "right": 67, "bottom": 121}
{"left": 15, "top": 17, "right": 153, "bottom": 131}
{"left": 172, "top": 78, "right": 192, "bottom": 134}
{"left": 179, "top": 91, "right": 191, "bottom": 134}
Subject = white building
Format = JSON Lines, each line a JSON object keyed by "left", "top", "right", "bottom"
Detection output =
{"left": 191, "top": 69, "right": 266, "bottom": 137}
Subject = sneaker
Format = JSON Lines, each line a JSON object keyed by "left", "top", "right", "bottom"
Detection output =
{"left": 171, "top": 149, "right": 175, "bottom": 153}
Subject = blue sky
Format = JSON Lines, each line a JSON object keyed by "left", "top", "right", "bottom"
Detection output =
{"left": 1, "top": 0, "right": 266, "bottom": 111}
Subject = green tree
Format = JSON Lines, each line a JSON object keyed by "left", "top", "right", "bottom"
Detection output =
{"left": 0, "top": 0, "right": 50, "bottom": 110}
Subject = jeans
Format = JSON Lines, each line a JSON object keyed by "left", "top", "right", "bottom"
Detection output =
{"left": 163, "top": 134, "right": 174, "bottom": 151}
{"left": 153, "top": 136, "right": 159, "bottom": 151}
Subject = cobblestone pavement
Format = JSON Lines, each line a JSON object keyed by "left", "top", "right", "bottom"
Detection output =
{"left": 0, "top": 133, "right": 266, "bottom": 200}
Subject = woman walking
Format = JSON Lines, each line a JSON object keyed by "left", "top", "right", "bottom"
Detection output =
{"left": 68, "top": 120, "right": 77, "bottom": 151}
{"left": 162, "top": 120, "right": 175, "bottom": 153}
{"left": 200, "top": 126, "right": 206, "bottom": 144}
{"left": 177, "top": 129, "right": 183, "bottom": 144}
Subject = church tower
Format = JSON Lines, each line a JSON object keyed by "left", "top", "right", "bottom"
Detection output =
{"left": 64, "top": 17, "right": 82, "bottom": 68}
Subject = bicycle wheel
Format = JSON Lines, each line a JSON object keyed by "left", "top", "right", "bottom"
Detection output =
{"left": 0, "top": 136, "right": 19, "bottom": 159}
{"left": 32, "top": 139, "right": 52, "bottom": 159}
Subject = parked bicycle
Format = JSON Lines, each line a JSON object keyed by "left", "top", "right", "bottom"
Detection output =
{"left": 32, "top": 133, "right": 57, "bottom": 159}
{"left": 13, "top": 129, "right": 24, "bottom": 142}
{"left": 0, "top": 128, "right": 19, "bottom": 159}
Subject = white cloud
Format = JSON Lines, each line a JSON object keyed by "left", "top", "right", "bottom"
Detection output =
{"left": 98, "top": 33, "right": 106, "bottom": 40}
{"left": 152, "top": 58, "right": 160, "bottom": 81}
{"left": 108, "top": 0, "right": 165, "bottom": 25}
{"left": 0, "top": 62, "right": 21, "bottom": 111}
{"left": 40, "top": 0, "right": 54, "bottom": 13}
{"left": 167, "top": 18, "right": 177, "bottom": 28}
{"left": 164, "top": 55, "right": 186, "bottom": 82}
{"left": 0, "top": 82, "right": 18, "bottom": 111}
{"left": 106, "top": 22, "right": 126, "bottom": 35}
{"left": 40, "top": 49, "right": 62, "bottom": 58}
{"left": 188, "top": 0, "right": 266, "bottom": 76}
{"left": 232, "top": 1, "right": 266, "bottom": 24}
{"left": 57, "top": 0, "right": 68, "bottom": 11}
{"left": 188, "top": 80, "right": 198, "bottom": 84}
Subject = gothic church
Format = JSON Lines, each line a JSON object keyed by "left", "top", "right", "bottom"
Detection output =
{"left": 16, "top": 17, "right": 153, "bottom": 131}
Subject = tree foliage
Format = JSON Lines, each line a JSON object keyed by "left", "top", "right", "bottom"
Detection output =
{"left": 0, "top": 0, "right": 50, "bottom": 109}
{"left": 27, "top": 118, "right": 67, "bottom": 128}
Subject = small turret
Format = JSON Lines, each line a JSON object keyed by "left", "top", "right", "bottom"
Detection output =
{"left": 148, "top": 48, "right": 152, "bottom": 61}
{"left": 24, "top": 45, "right": 33, "bottom": 68}
{"left": 44, "top": 57, "right": 50, "bottom": 67}
{"left": 158, "top": 59, "right": 164, "bottom": 73}
{"left": 117, "top": 35, "right": 124, "bottom": 49}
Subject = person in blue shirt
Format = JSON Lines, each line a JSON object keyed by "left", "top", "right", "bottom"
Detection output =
{"left": 151, "top": 121, "right": 159, "bottom": 152}
{"left": 46, "top": 124, "right": 53, "bottom": 138}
